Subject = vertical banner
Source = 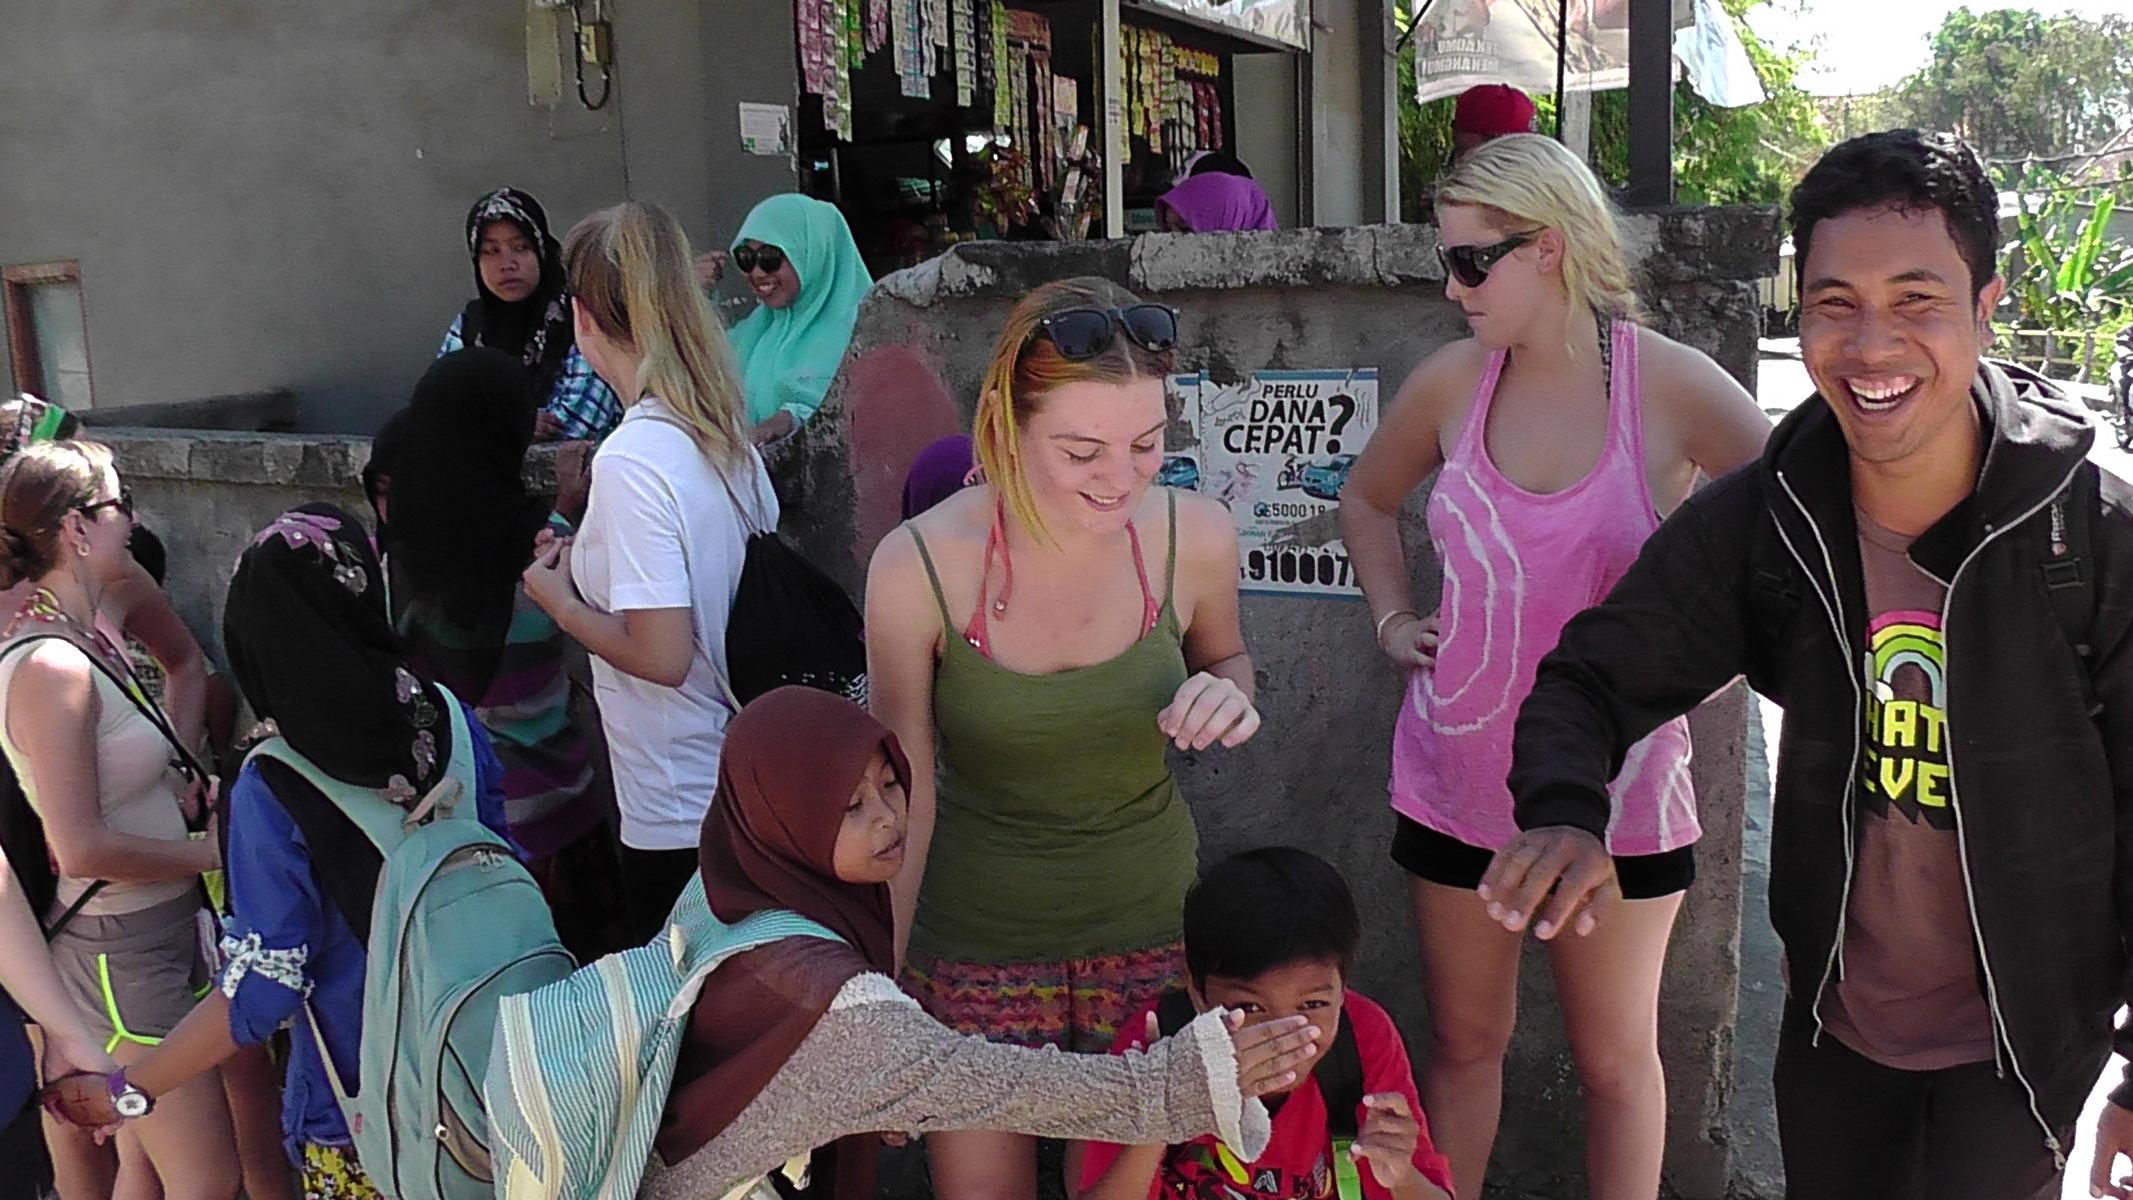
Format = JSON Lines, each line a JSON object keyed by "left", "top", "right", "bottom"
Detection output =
{"left": 1169, "top": 369, "right": 1378, "bottom": 597}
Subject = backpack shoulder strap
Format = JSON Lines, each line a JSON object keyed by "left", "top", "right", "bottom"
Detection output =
{"left": 1318, "top": 1001, "right": 1366, "bottom": 1139}
{"left": 2044, "top": 465, "right": 2100, "bottom": 710}
{"left": 1153, "top": 988, "right": 1197, "bottom": 1038}
{"left": 242, "top": 685, "right": 478, "bottom": 854}
{"left": 1320, "top": 1001, "right": 1367, "bottom": 1200}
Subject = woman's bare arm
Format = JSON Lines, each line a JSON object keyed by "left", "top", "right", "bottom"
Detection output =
{"left": 865, "top": 530, "right": 945, "bottom": 971}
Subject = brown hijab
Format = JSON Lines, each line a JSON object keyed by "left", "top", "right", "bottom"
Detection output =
{"left": 656, "top": 687, "right": 911, "bottom": 1198}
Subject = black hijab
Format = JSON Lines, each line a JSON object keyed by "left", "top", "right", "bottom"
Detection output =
{"left": 225, "top": 503, "right": 454, "bottom": 938}
{"left": 378, "top": 350, "right": 550, "bottom": 697}
{"left": 459, "top": 188, "right": 576, "bottom": 399}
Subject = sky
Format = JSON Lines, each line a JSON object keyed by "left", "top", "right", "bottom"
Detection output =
{"left": 1744, "top": 0, "right": 2133, "bottom": 96}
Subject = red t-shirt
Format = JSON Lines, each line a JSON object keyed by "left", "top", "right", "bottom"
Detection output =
{"left": 1079, "top": 992, "right": 1455, "bottom": 1200}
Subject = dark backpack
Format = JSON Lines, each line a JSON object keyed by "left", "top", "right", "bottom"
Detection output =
{"left": 715, "top": 472, "right": 867, "bottom": 708}
{"left": 1154, "top": 988, "right": 1367, "bottom": 1200}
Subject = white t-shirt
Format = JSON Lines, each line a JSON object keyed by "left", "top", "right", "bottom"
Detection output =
{"left": 570, "top": 397, "right": 777, "bottom": 850}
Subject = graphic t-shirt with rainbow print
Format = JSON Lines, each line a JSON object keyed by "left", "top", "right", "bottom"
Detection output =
{"left": 1820, "top": 511, "right": 1998, "bottom": 1070}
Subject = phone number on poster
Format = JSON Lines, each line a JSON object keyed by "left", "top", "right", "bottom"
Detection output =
{"left": 1242, "top": 547, "right": 1354, "bottom": 588}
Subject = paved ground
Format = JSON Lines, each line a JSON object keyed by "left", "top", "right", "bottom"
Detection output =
{"left": 1731, "top": 343, "right": 2130, "bottom": 1199}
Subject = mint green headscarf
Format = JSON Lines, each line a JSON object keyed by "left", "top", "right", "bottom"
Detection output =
{"left": 728, "top": 194, "right": 873, "bottom": 428}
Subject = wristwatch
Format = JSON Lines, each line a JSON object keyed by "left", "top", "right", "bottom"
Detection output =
{"left": 107, "top": 1069, "right": 154, "bottom": 1120}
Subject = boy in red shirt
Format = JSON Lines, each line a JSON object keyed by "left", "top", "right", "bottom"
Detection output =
{"left": 1077, "top": 848, "right": 1454, "bottom": 1200}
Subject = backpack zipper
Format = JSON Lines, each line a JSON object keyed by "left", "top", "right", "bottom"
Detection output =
{"left": 431, "top": 942, "right": 575, "bottom": 1189}
{"left": 1773, "top": 472, "right": 1864, "bottom": 1044}
{"left": 1933, "top": 458, "right": 2082, "bottom": 1169}
{"left": 384, "top": 838, "right": 511, "bottom": 1194}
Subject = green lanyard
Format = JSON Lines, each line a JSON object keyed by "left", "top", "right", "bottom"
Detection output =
{"left": 1331, "top": 1137, "right": 1364, "bottom": 1200}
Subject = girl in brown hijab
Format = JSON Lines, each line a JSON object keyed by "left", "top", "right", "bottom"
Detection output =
{"left": 645, "top": 687, "right": 1320, "bottom": 1200}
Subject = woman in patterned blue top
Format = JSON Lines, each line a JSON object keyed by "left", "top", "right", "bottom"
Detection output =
{"left": 438, "top": 187, "right": 621, "bottom": 443}
{"left": 40, "top": 504, "right": 512, "bottom": 1198}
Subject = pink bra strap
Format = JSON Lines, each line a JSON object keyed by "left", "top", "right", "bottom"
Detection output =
{"left": 1126, "top": 521, "right": 1159, "bottom": 635}
{"left": 961, "top": 502, "right": 1158, "bottom": 660}
{"left": 961, "top": 503, "right": 1013, "bottom": 656}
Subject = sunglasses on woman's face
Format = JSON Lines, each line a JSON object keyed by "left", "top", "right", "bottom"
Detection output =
{"left": 1034, "top": 304, "right": 1181, "bottom": 361}
{"left": 77, "top": 486, "right": 133, "bottom": 522}
{"left": 1436, "top": 231, "right": 1540, "bottom": 290}
{"left": 733, "top": 244, "right": 787, "bottom": 275}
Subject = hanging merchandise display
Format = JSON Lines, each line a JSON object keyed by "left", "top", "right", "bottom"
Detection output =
{"left": 990, "top": 0, "right": 1011, "bottom": 130}
{"left": 951, "top": 0, "right": 978, "bottom": 107}
{"left": 1121, "top": 24, "right": 1225, "bottom": 170}
{"left": 866, "top": 0, "right": 889, "bottom": 54}
{"left": 893, "top": 0, "right": 928, "bottom": 99}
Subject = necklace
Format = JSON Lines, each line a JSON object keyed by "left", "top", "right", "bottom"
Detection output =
{"left": 13, "top": 587, "right": 146, "bottom": 707}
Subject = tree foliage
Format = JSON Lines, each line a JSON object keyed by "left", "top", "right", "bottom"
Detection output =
{"left": 1396, "top": 0, "right": 1826, "bottom": 218}
{"left": 1893, "top": 7, "right": 2133, "bottom": 163}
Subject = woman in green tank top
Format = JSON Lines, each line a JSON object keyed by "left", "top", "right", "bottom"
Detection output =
{"left": 867, "top": 278, "right": 1264, "bottom": 1200}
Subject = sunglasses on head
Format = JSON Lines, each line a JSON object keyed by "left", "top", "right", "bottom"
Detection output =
{"left": 733, "top": 244, "right": 787, "bottom": 275}
{"left": 1436, "top": 230, "right": 1540, "bottom": 289}
{"left": 77, "top": 486, "right": 133, "bottom": 522}
{"left": 1033, "top": 304, "right": 1181, "bottom": 361}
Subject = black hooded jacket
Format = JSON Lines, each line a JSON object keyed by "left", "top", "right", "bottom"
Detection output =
{"left": 1508, "top": 361, "right": 2133, "bottom": 1155}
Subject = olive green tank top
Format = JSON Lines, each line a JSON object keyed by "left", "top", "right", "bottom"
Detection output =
{"left": 905, "top": 491, "right": 1196, "bottom": 963}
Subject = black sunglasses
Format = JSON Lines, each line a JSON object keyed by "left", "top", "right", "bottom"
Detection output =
{"left": 1436, "top": 231, "right": 1539, "bottom": 289}
{"left": 1034, "top": 305, "right": 1181, "bottom": 360}
{"left": 78, "top": 485, "right": 134, "bottom": 521}
{"left": 732, "top": 244, "right": 787, "bottom": 275}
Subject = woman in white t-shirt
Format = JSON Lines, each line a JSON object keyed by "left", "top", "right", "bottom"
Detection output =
{"left": 522, "top": 201, "right": 775, "bottom": 943}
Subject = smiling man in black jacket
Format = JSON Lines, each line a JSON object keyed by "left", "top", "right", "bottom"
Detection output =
{"left": 1474, "top": 129, "right": 2133, "bottom": 1200}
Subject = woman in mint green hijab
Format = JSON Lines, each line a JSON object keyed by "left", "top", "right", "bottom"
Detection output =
{"left": 726, "top": 194, "right": 873, "bottom": 444}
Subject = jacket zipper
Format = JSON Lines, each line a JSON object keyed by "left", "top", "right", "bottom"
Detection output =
{"left": 1773, "top": 472, "right": 1864, "bottom": 1044}
{"left": 1933, "top": 459, "right": 2082, "bottom": 1169}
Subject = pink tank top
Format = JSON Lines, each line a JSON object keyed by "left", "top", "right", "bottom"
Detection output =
{"left": 1389, "top": 321, "right": 1697, "bottom": 855}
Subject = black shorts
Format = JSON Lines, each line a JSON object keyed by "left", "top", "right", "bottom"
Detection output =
{"left": 1390, "top": 814, "right": 1695, "bottom": 901}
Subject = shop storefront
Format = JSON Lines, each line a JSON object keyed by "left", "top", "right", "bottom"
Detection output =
{"left": 786, "top": 0, "right": 1313, "bottom": 274}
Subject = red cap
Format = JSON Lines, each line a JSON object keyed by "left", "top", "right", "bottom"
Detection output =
{"left": 1454, "top": 85, "right": 1537, "bottom": 137}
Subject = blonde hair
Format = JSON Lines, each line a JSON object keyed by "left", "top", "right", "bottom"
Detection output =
{"left": 1436, "top": 133, "right": 1646, "bottom": 326}
{"left": 972, "top": 278, "right": 1174, "bottom": 544}
{"left": 0, "top": 440, "right": 116, "bottom": 589}
{"left": 564, "top": 202, "right": 748, "bottom": 468}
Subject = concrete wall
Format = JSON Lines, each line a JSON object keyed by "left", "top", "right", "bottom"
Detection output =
{"left": 0, "top": 1, "right": 796, "bottom": 432}
{"left": 785, "top": 209, "right": 1775, "bottom": 1199}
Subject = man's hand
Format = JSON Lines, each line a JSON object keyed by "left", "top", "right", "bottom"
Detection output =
{"left": 2090, "top": 1099, "right": 2133, "bottom": 1197}
{"left": 533, "top": 411, "right": 567, "bottom": 442}
{"left": 1476, "top": 827, "right": 1616, "bottom": 940}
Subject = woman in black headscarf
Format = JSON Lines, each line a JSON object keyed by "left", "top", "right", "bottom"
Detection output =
{"left": 436, "top": 188, "right": 621, "bottom": 442}
{"left": 369, "top": 352, "right": 607, "bottom": 953}
{"left": 41, "top": 503, "right": 514, "bottom": 1197}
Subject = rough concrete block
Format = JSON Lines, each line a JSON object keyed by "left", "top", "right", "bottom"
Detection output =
{"left": 185, "top": 437, "right": 269, "bottom": 483}
{"left": 102, "top": 432, "right": 195, "bottom": 481}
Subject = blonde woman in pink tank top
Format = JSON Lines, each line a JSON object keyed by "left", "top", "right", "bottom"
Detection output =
{"left": 1339, "top": 135, "right": 1770, "bottom": 1200}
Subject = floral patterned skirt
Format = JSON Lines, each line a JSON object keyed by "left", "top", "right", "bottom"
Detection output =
{"left": 902, "top": 939, "right": 1186, "bottom": 1054}
{"left": 300, "top": 1142, "right": 380, "bottom": 1200}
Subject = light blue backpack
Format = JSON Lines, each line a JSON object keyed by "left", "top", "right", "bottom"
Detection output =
{"left": 246, "top": 691, "right": 576, "bottom": 1200}
{"left": 483, "top": 873, "right": 841, "bottom": 1200}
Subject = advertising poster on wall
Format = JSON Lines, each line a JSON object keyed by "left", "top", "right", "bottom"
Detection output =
{"left": 1167, "top": 368, "right": 1378, "bottom": 597}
